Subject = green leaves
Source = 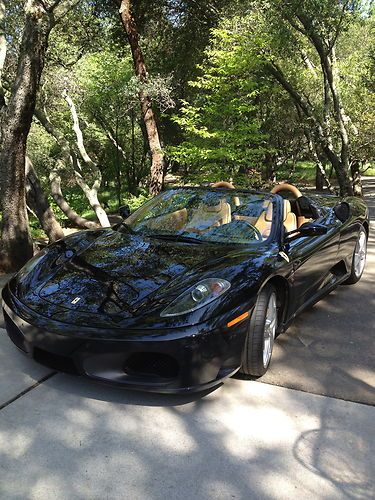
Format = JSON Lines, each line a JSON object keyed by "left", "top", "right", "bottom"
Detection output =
{"left": 170, "top": 18, "right": 269, "bottom": 184}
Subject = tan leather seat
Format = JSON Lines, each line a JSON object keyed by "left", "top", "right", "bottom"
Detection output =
{"left": 169, "top": 208, "right": 188, "bottom": 230}
{"left": 146, "top": 208, "right": 188, "bottom": 231}
{"left": 233, "top": 215, "right": 258, "bottom": 225}
{"left": 185, "top": 200, "right": 231, "bottom": 232}
{"left": 255, "top": 202, "right": 273, "bottom": 239}
{"left": 283, "top": 200, "right": 297, "bottom": 232}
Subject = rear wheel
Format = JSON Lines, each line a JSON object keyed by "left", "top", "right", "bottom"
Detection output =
{"left": 343, "top": 227, "right": 367, "bottom": 285}
{"left": 240, "top": 284, "right": 277, "bottom": 377}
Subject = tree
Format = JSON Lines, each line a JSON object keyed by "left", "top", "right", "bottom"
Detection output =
{"left": 64, "top": 91, "right": 110, "bottom": 227}
{"left": 170, "top": 20, "right": 269, "bottom": 185}
{"left": 118, "top": 0, "right": 165, "bottom": 195}
{"left": 0, "top": 0, "right": 78, "bottom": 272}
{"left": 25, "top": 157, "right": 65, "bottom": 242}
{"left": 256, "top": 0, "right": 367, "bottom": 195}
{"left": 337, "top": 9, "right": 375, "bottom": 185}
{"left": 72, "top": 50, "right": 150, "bottom": 199}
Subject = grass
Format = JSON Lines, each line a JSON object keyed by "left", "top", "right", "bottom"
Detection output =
{"left": 275, "top": 161, "right": 317, "bottom": 184}
{"left": 363, "top": 166, "right": 375, "bottom": 176}
{"left": 276, "top": 161, "right": 375, "bottom": 185}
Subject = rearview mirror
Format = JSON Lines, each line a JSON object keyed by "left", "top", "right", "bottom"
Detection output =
{"left": 286, "top": 222, "right": 328, "bottom": 240}
{"left": 119, "top": 204, "right": 131, "bottom": 219}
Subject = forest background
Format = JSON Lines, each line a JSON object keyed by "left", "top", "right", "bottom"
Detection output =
{"left": 0, "top": 0, "right": 374, "bottom": 271}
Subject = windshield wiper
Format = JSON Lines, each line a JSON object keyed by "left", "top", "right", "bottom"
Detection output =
{"left": 148, "top": 234, "right": 204, "bottom": 244}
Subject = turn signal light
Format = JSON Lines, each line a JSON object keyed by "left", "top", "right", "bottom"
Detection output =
{"left": 227, "top": 311, "right": 250, "bottom": 328}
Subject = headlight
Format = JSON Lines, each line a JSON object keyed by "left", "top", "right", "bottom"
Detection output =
{"left": 160, "top": 278, "right": 231, "bottom": 317}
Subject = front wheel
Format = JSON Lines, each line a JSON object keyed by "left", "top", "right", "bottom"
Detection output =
{"left": 240, "top": 285, "right": 277, "bottom": 377}
{"left": 343, "top": 227, "right": 367, "bottom": 285}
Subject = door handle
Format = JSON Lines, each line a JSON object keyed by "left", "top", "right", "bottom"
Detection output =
{"left": 278, "top": 251, "right": 290, "bottom": 263}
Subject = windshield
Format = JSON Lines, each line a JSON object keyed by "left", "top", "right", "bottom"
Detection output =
{"left": 124, "top": 188, "right": 274, "bottom": 245}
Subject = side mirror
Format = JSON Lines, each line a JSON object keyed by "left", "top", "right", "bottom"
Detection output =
{"left": 119, "top": 204, "right": 131, "bottom": 219}
{"left": 298, "top": 222, "right": 328, "bottom": 237}
{"left": 334, "top": 201, "right": 351, "bottom": 223}
{"left": 286, "top": 222, "right": 328, "bottom": 240}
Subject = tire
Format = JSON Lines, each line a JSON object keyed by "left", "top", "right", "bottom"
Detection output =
{"left": 343, "top": 226, "right": 367, "bottom": 285}
{"left": 240, "top": 284, "right": 277, "bottom": 377}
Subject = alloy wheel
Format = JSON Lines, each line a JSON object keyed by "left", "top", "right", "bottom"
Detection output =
{"left": 263, "top": 292, "right": 277, "bottom": 368}
{"left": 354, "top": 231, "right": 367, "bottom": 278}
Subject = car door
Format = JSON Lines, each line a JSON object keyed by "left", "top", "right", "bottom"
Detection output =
{"left": 286, "top": 205, "right": 341, "bottom": 315}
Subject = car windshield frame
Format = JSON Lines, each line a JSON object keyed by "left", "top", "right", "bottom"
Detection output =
{"left": 122, "top": 187, "right": 279, "bottom": 246}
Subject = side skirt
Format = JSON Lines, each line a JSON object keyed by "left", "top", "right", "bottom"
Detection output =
{"left": 280, "top": 271, "right": 350, "bottom": 333}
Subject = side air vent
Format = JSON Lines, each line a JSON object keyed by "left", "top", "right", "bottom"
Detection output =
{"left": 33, "top": 347, "right": 79, "bottom": 375}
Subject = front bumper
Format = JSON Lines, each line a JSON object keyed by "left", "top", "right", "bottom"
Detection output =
{"left": 2, "top": 285, "right": 249, "bottom": 393}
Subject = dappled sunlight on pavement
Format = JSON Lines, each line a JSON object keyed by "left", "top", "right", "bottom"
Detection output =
{"left": 0, "top": 376, "right": 373, "bottom": 499}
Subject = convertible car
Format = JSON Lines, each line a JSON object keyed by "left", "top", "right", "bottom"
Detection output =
{"left": 2, "top": 182, "right": 369, "bottom": 393}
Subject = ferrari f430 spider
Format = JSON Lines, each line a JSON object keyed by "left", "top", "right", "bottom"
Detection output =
{"left": 2, "top": 182, "right": 369, "bottom": 392}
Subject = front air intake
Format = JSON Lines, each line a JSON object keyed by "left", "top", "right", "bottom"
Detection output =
{"left": 124, "top": 352, "right": 179, "bottom": 380}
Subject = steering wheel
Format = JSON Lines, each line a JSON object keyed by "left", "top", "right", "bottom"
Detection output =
{"left": 271, "top": 183, "right": 302, "bottom": 199}
{"left": 232, "top": 219, "right": 262, "bottom": 241}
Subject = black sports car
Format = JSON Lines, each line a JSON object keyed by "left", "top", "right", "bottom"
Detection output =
{"left": 2, "top": 182, "right": 369, "bottom": 393}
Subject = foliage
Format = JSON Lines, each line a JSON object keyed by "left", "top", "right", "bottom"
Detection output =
{"left": 337, "top": 12, "right": 375, "bottom": 168}
{"left": 169, "top": 19, "right": 269, "bottom": 183}
{"left": 1, "top": 0, "right": 374, "bottom": 243}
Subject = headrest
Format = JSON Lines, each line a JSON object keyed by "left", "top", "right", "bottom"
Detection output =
{"left": 212, "top": 181, "right": 235, "bottom": 189}
{"left": 283, "top": 200, "right": 291, "bottom": 221}
{"left": 264, "top": 201, "right": 273, "bottom": 222}
{"left": 205, "top": 200, "right": 225, "bottom": 213}
{"left": 233, "top": 196, "right": 240, "bottom": 207}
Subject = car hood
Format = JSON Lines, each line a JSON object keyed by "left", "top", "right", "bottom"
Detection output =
{"left": 15, "top": 229, "right": 274, "bottom": 327}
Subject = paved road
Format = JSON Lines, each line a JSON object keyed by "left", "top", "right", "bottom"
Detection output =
{"left": 0, "top": 180, "right": 374, "bottom": 499}
{"left": 0, "top": 376, "right": 374, "bottom": 499}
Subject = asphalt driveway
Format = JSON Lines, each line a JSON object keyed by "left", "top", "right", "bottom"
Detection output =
{"left": 0, "top": 179, "right": 374, "bottom": 499}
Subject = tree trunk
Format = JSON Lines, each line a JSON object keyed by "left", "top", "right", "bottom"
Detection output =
{"left": 118, "top": 0, "right": 165, "bottom": 195}
{"left": 64, "top": 91, "right": 110, "bottom": 227}
{"left": 0, "top": 0, "right": 6, "bottom": 113}
{"left": 267, "top": 61, "right": 352, "bottom": 197}
{"left": 351, "top": 161, "right": 363, "bottom": 197}
{"left": 74, "top": 167, "right": 110, "bottom": 228}
{"left": 25, "top": 157, "right": 64, "bottom": 242}
{"left": 303, "top": 128, "right": 335, "bottom": 193}
{"left": 49, "top": 168, "right": 99, "bottom": 230}
{"left": 315, "top": 165, "right": 324, "bottom": 191}
{"left": 115, "top": 118, "right": 122, "bottom": 208}
{"left": 35, "top": 104, "right": 106, "bottom": 228}
{"left": 292, "top": 14, "right": 357, "bottom": 197}
{"left": 0, "top": 1, "right": 54, "bottom": 272}
{"left": 318, "top": 49, "right": 354, "bottom": 195}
